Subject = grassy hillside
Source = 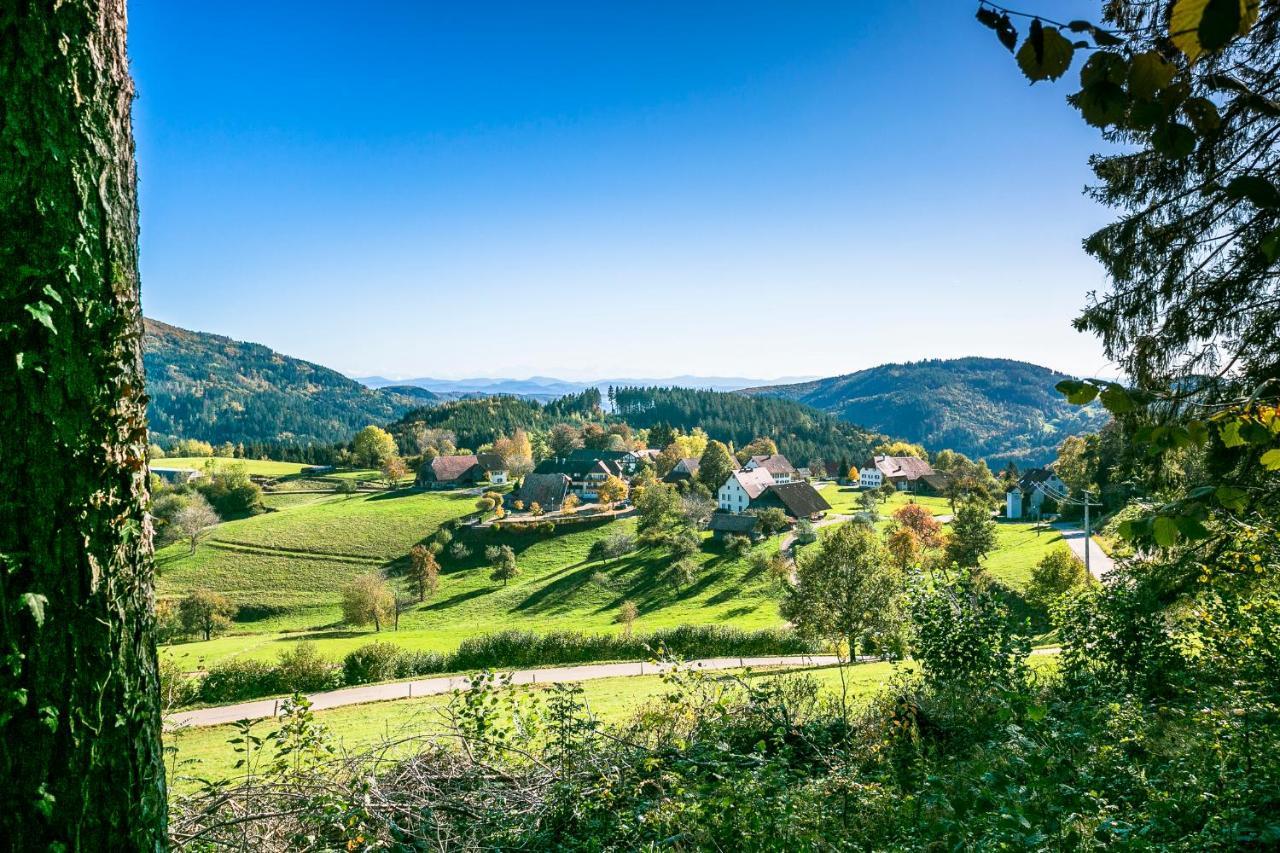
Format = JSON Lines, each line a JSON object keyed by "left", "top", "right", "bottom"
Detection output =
{"left": 143, "top": 318, "right": 436, "bottom": 446}
{"left": 158, "top": 496, "right": 791, "bottom": 668}
{"left": 744, "top": 357, "right": 1107, "bottom": 466}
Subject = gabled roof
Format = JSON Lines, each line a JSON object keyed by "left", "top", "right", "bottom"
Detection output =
{"left": 870, "top": 455, "right": 936, "bottom": 481}
{"left": 749, "top": 454, "right": 797, "bottom": 475}
{"left": 534, "top": 457, "right": 611, "bottom": 477}
{"left": 921, "top": 473, "right": 952, "bottom": 492}
{"left": 567, "top": 448, "right": 635, "bottom": 463}
{"left": 424, "top": 454, "right": 481, "bottom": 482}
{"left": 476, "top": 452, "right": 507, "bottom": 472}
{"left": 760, "top": 481, "right": 831, "bottom": 517}
{"left": 709, "top": 512, "right": 760, "bottom": 533}
{"left": 515, "top": 473, "right": 570, "bottom": 506}
{"left": 1018, "top": 468, "right": 1059, "bottom": 487}
{"left": 674, "top": 457, "right": 700, "bottom": 474}
{"left": 727, "top": 468, "right": 776, "bottom": 499}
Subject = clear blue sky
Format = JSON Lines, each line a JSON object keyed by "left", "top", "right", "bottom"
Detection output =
{"left": 131, "top": 1, "right": 1116, "bottom": 381}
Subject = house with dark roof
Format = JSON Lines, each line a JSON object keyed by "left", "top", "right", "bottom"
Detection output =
{"left": 752, "top": 481, "right": 832, "bottom": 520}
{"left": 532, "top": 457, "right": 613, "bottom": 500}
{"left": 1006, "top": 468, "right": 1067, "bottom": 519}
{"left": 708, "top": 511, "right": 762, "bottom": 540}
{"left": 857, "top": 455, "right": 948, "bottom": 495}
{"left": 511, "top": 472, "right": 571, "bottom": 511}
{"left": 663, "top": 457, "right": 700, "bottom": 485}
{"left": 567, "top": 447, "right": 642, "bottom": 474}
{"left": 743, "top": 454, "right": 797, "bottom": 484}
{"left": 476, "top": 452, "right": 510, "bottom": 484}
{"left": 416, "top": 455, "right": 484, "bottom": 489}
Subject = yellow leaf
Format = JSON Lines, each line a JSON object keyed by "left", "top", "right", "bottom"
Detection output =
{"left": 1170, "top": 0, "right": 1259, "bottom": 62}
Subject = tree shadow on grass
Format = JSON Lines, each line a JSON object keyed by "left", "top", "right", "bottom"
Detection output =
{"left": 276, "top": 628, "right": 375, "bottom": 642}
{"left": 512, "top": 563, "right": 602, "bottom": 616}
{"left": 424, "top": 587, "right": 490, "bottom": 612}
{"left": 719, "top": 605, "right": 757, "bottom": 620}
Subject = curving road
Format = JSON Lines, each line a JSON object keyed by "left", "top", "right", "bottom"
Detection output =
{"left": 1053, "top": 523, "right": 1116, "bottom": 579}
{"left": 165, "top": 655, "right": 842, "bottom": 730}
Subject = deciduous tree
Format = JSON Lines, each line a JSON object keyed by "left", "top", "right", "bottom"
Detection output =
{"left": 174, "top": 494, "right": 221, "bottom": 554}
{"left": 179, "top": 589, "right": 236, "bottom": 641}
{"left": 353, "top": 425, "right": 398, "bottom": 468}
{"left": 342, "top": 574, "right": 395, "bottom": 632}
{"left": 697, "top": 440, "right": 737, "bottom": 494}
{"left": 488, "top": 545, "right": 520, "bottom": 586}
{"left": 597, "top": 474, "right": 629, "bottom": 509}
{"left": 944, "top": 500, "right": 998, "bottom": 568}
{"left": 892, "top": 503, "right": 942, "bottom": 549}
{"left": 409, "top": 544, "right": 440, "bottom": 603}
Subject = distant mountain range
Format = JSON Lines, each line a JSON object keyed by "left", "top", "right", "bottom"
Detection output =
{"left": 143, "top": 319, "right": 436, "bottom": 447}
{"left": 742, "top": 357, "right": 1108, "bottom": 466}
{"left": 143, "top": 321, "right": 1103, "bottom": 465}
{"left": 355, "top": 374, "right": 818, "bottom": 399}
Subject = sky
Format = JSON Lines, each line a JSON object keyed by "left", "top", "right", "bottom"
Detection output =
{"left": 131, "top": 1, "right": 1118, "bottom": 382}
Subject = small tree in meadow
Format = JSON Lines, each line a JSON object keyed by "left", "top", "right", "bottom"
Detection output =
{"left": 723, "top": 534, "right": 752, "bottom": 558}
{"left": 892, "top": 502, "right": 941, "bottom": 549}
{"left": 409, "top": 544, "right": 440, "bottom": 603}
{"left": 178, "top": 589, "right": 235, "bottom": 641}
{"left": 561, "top": 493, "right": 582, "bottom": 515}
{"left": 342, "top": 574, "right": 395, "bottom": 632}
{"left": 174, "top": 493, "right": 220, "bottom": 555}
{"left": 619, "top": 600, "right": 639, "bottom": 636}
{"left": 381, "top": 454, "right": 408, "bottom": 489}
{"left": 884, "top": 525, "right": 922, "bottom": 569}
{"left": 489, "top": 545, "right": 520, "bottom": 586}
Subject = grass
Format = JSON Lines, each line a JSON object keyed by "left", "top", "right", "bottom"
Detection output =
{"left": 157, "top": 456, "right": 310, "bottom": 477}
{"left": 977, "top": 521, "right": 1066, "bottom": 591}
{"left": 817, "top": 484, "right": 951, "bottom": 518}
{"left": 165, "top": 660, "right": 902, "bottom": 792}
{"left": 160, "top": 499, "right": 792, "bottom": 668}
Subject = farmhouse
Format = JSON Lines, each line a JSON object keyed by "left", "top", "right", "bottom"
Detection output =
{"left": 476, "top": 452, "right": 510, "bottom": 484}
{"left": 663, "top": 457, "right": 700, "bottom": 484}
{"left": 743, "top": 453, "right": 797, "bottom": 484}
{"left": 567, "top": 447, "right": 642, "bottom": 474}
{"left": 717, "top": 468, "right": 775, "bottom": 513}
{"left": 1006, "top": 468, "right": 1067, "bottom": 520}
{"left": 752, "top": 481, "right": 832, "bottom": 520}
{"left": 858, "top": 455, "right": 949, "bottom": 494}
{"left": 533, "top": 457, "right": 614, "bottom": 500}
{"left": 511, "top": 472, "right": 571, "bottom": 511}
{"left": 416, "top": 454, "right": 484, "bottom": 489}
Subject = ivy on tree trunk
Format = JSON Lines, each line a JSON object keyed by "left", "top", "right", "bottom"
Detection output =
{"left": 0, "top": 0, "right": 167, "bottom": 848}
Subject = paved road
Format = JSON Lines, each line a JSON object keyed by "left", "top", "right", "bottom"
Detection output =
{"left": 1053, "top": 523, "right": 1116, "bottom": 579}
{"left": 165, "top": 655, "right": 843, "bottom": 730}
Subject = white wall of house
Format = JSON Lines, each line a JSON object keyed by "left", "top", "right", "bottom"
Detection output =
{"left": 858, "top": 467, "right": 882, "bottom": 489}
{"left": 718, "top": 478, "right": 752, "bottom": 513}
{"left": 489, "top": 471, "right": 509, "bottom": 485}
{"left": 744, "top": 458, "right": 793, "bottom": 484}
{"left": 1006, "top": 489, "right": 1023, "bottom": 520}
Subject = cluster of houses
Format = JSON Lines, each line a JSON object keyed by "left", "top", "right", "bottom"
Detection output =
{"left": 855, "top": 455, "right": 951, "bottom": 494}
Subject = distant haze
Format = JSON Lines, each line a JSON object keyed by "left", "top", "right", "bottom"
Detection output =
{"left": 355, "top": 375, "right": 820, "bottom": 397}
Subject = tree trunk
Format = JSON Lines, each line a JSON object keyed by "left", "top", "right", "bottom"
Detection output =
{"left": 0, "top": 1, "right": 167, "bottom": 848}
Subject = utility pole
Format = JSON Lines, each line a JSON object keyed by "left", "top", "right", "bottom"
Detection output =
{"left": 1083, "top": 489, "right": 1092, "bottom": 576}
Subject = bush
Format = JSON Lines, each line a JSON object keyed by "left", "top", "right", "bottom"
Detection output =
{"left": 589, "top": 532, "right": 637, "bottom": 562}
{"left": 275, "top": 641, "right": 337, "bottom": 693}
{"left": 158, "top": 657, "right": 200, "bottom": 712}
{"left": 200, "top": 658, "right": 283, "bottom": 704}
{"left": 449, "top": 541, "right": 472, "bottom": 560}
{"left": 335, "top": 478, "right": 358, "bottom": 494}
{"left": 343, "top": 642, "right": 407, "bottom": 685}
{"left": 723, "top": 534, "right": 752, "bottom": 558}
{"left": 1026, "top": 545, "right": 1089, "bottom": 614}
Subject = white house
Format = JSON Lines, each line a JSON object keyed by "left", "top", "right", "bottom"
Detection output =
{"left": 717, "top": 468, "right": 776, "bottom": 514}
{"left": 743, "top": 454, "right": 797, "bottom": 484}
{"left": 1006, "top": 468, "right": 1067, "bottom": 519}
{"left": 858, "top": 455, "right": 947, "bottom": 493}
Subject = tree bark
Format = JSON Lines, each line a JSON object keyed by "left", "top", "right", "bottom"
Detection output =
{"left": 0, "top": 1, "right": 166, "bottom": 849}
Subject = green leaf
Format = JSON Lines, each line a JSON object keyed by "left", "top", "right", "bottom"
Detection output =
{"left": 1152, "top": 516, "right": 1181, "bottom": 547}
{"left": 1099, "top": 384, "right": 1137, "bottom": 414}
{"left": 1261, "top": 448, "right": 1280, "bottom": 470}
{"left": 1128, "top": 52, "right": 1176, "bottom": 100}
{"left": 1215, "top": 485, "right": 1248, "bottom": 512}
{"left": 1187, "top": 420, "right": 1210, "bottom": 445}
{"left": 1174, "top": 516, "right": 1211, "bottom": 540}
{"left": 1223, "top": 175, "right": 1280, "bottom": 208}
{"left": 1152, "top": 122, "right": 1196, "bottom": 158}
{"left": 1260, "top": 226, "right": 1280, "bottom": 262}
{"left": 1182, "top": 97, "right": 1221, "bottom": 132}
{"left": 1080, "top": 51, "right": 1128, "bottom": 87}
{"left": 1076, "top": 82, "right": 1128, "bottom": 127}
{"left": 1017, "top": 21, "right": 1074, "bottom": 82}
{"left": 1128, "top": 98, "right": 1168, "bottom": 130}
{"left": 1219, "top": 419, "right": 1245, "bottom": 447}
{"left": 1055, "top": 379, "right": 1099, "bottom": 405}
{"left": 20, "top": 593, "right": 48, "bottom": 628}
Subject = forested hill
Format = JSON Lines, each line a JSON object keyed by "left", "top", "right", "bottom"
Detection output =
{"left": 742, "top": 357, "right": 1107, "bottom": 466}
{"left": 610, "top": 386, "right": 880, "bottom": 469}
{"left": 142, "top": 319, "right": 435, "bottom": 446}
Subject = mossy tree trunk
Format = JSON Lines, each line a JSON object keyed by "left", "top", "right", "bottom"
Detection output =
{"left": 0, "top": 1, "right": 167, "bottom": 849}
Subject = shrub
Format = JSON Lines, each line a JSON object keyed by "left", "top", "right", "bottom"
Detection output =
{"left": 200, "top": 658, "right": 283, "bottom": 704}
{"left": 158, "top": 657, "right": 200, "bottom": 712}
{"left": 723, "top": 534, "right": 752, "bottom": 558}
{"left": 275, "top": 641, "right": 337, "bottom": 694}
{"left": 589, "top": 532, "right": 636, "bottom": 562}
{"left": 335, "top": 478, "right": 358, "bottom": 494}
{"left": 1026, "top": 545, "right": 1090, "bottom": 613}
{"left": 449, "top": 541, "right": 471, "bottom": 560}
{"left": 343, "top": 642, "right": 406, "bottom": 685}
